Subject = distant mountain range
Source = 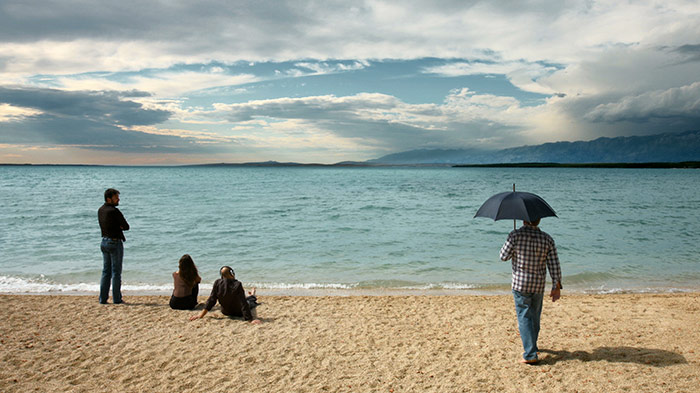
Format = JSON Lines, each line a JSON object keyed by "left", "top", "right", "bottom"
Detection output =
{"left": 368, "top": 130, "right": 700, "bottom": 165}
{"left": 10, "top": 130, "right": 696, "bottom": 167}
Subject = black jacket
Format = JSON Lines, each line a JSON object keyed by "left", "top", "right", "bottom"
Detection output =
{"left": 98, "top": 203, "right": 129, "bottom": 240}
{"left": 204, "top": 278, "right": 253, "bottom": 321}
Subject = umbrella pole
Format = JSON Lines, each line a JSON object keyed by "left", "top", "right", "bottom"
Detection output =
{"left": 513, "top": 183, "right": 516, "bottom": 230}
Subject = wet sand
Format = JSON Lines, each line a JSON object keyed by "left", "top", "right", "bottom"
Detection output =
{"left": 1, "top": 293, "right": 698, "bottom": 392}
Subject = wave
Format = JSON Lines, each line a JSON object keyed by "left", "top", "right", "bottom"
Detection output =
{"left": 2, "top": 275, "right": 698, "bottom": 295}
{"left": 247, "top": 282, "right": 355, "bottom": 290}
{"left": 580, "top": 286, "right": 697, "bottom": 295}
{"left": 0, "top": 275, "right": 480, "bottom": 294}
{"left": 0, "top": 275, "right": 173, "bottom": 294}
{"left": 354, "top": 279, "right": 479, "bottom": 290}
{"left": 358, "top": 205, "right": 395, "bottom": 211}
{"left": 0, "top": 275, "right": 360, "bottom": 294}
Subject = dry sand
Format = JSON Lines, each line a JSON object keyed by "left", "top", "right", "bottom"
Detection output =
{"left": 1, "top": 292, "right": 698, "bottom": 393}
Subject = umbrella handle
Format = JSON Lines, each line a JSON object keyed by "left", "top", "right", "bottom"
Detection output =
{"left": 513, "top": 184, "right": 516, "bottom": 230}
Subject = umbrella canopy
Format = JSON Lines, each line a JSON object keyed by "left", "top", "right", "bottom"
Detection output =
{"left": 474, "top": 191, "right": 557, "bottom": 222}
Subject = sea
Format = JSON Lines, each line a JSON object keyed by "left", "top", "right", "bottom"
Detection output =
{"left": 1, "top": 165, "right": 698, "bottom": 295}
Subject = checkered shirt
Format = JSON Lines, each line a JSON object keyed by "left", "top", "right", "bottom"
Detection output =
{"left": 500, "top": 225, "right": 562, "bottom": 293}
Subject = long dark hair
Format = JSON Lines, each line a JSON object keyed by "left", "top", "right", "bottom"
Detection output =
{"left": 178, "top": 254, "right": 199, "bottom": 288}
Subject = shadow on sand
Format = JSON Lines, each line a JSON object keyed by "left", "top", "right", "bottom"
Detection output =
{"left": 114, "top": 301, "right": 207, "bottom": 309}
{"left": 539, "top": 347, "right": 687, "bottom": 367}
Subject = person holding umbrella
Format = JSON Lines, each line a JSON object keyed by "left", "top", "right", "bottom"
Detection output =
{"left": 500, "top": 218, "right": 562, "bottom": 364}
{"left": 475, "top": 187, "right": 562, "bottom": 364}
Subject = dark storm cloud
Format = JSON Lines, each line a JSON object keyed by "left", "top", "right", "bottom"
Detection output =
{"left": 0, "top": 86, "right": 227, "bottom": 153}
{"left": 0, "top": 0, "right": 574, "bottom": 46}
{"left": 674, "top": 44, "right": 700, "bottom": 62}
{"left": 0, "top": 115, "right": 228, "bottom": 154}
{"left": 0, "top": 86, "right": 170, "bottom": 126}
{"left": 0, "top": 0, "right": 312, "bottom": 56}
{"left": 584, "top": 82, "right": 700, "bottom": 124}
{"left": 547, "top": 83, "right": 700, "bottom": 141}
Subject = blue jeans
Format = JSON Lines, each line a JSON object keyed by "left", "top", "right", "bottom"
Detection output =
{"left": 100, "top": 238, "right": 123, "bottom": 304}
{"left": 512, "top": 290, "right": 544, "bottom": 361}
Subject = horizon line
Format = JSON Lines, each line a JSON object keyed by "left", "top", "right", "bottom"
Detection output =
{"left": 2, "top": 161, "right": 699, "bottom": 169}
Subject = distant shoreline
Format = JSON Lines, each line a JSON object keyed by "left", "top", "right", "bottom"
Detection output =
{"left": 452, "top": 161, "right": 700, "bottom": 168}
{"left": 2, "top": 161, "right": 699, "bottom": 168}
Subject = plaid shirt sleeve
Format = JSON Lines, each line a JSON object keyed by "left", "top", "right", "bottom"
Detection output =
{"left": 546, "top": 238, "right": 562, "bottom": 290}
{"left": 500, "top": 231, "right": 515, "bottom": 261}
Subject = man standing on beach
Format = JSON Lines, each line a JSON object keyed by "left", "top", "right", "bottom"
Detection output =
{"left": 190, "top": 266, "right": 261, "bottom": 324}
{"left": 500, "top": 218, "right": 561, "bottom": 364}
{"left": 98, "top": 188, "right": 129, "bottom": 304}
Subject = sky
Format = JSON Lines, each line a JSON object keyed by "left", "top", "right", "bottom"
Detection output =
{"left": 1, "top": 1, "right": 699, "bottom": 165}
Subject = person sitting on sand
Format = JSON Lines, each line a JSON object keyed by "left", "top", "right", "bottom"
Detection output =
{"left": 189, "top": 266, "right": 261, "bottom": 324}
{"left": 169, "top": 254, "right": 202, "bottom": 310}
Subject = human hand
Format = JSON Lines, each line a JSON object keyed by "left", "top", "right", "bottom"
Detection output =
{"left": 250, "top": 319, "right": 261, "bottom": 325}
{"left": 550, "top": 288, "right": 561, "bottom": 302}
{"left": 189, "top": 315, "right": 201, "bottom": 321}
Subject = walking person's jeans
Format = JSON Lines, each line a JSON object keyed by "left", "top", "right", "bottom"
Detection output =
{"left": 100, "top": 238, "right": 123, "bottom": 304}
{"left": 512, "top": 290, "right": 544, "bottom": 361}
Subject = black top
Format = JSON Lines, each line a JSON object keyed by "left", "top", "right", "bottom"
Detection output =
{"left": 98, "top": 203, "right": 129, "bottom": 241}
{"left": 204, "top": 278, "right": 253, "bottom": 321}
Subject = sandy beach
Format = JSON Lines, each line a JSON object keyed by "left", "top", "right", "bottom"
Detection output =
{"left": 1, "top": 292, "right": 698, "bottom": 393}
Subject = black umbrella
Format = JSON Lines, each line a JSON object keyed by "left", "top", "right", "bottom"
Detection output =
{"left": 474, "top": 186, "right": 557, "bottom": 228}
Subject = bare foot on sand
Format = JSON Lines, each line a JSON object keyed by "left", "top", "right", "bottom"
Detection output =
{"left": 519, "top": 358, "right": 539, "bottom": 364}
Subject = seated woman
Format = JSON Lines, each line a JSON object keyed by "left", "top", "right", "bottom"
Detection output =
{"left": 169, "top": 254, "right": 202, "bottom": 310}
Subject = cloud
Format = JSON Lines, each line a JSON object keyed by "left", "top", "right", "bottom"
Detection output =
{"left": 538, "top": 45, "right": 700, "bottom": 98}
{"left": 0, "top": 86, "right": 171, "bottom": 126}
{"left": 127, "top": 125, "right": 242, "bottom": 144}
{"left": 0, "top": 103, "right": 41, "bottom": 121}
{"left": 674, "top": 44, "right": 700, "bottom": 62}
{"left": 50, "top": 71, "right": 259, "bottom": 98}
{"left": 424, "top": 60, "right": 560, "bottom": 95}
{"left": 2, "top": 1, "right": 697, "bottom": 75}
{"left": 292, "top": 61, "right": 368, "bottom": 75}
{"left": 0, "top": 87, "right": 221, "bottom": 153}
{"left": 0, "top": 114, "right": 200, "bottom": 154}
{"left": 585, "top": 81, "right": 700, "bottom": 122}
{"left": 206, "top": 90, "right": 534, "bottom": 151}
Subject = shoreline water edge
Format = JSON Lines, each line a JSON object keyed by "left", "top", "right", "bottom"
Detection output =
{"left": 2, "top": 275, "right": 699, "bottom": 297}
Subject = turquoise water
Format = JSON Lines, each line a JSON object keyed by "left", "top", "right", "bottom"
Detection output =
{"left": 1, "top": 165, "right": 699, "bottom": 294}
